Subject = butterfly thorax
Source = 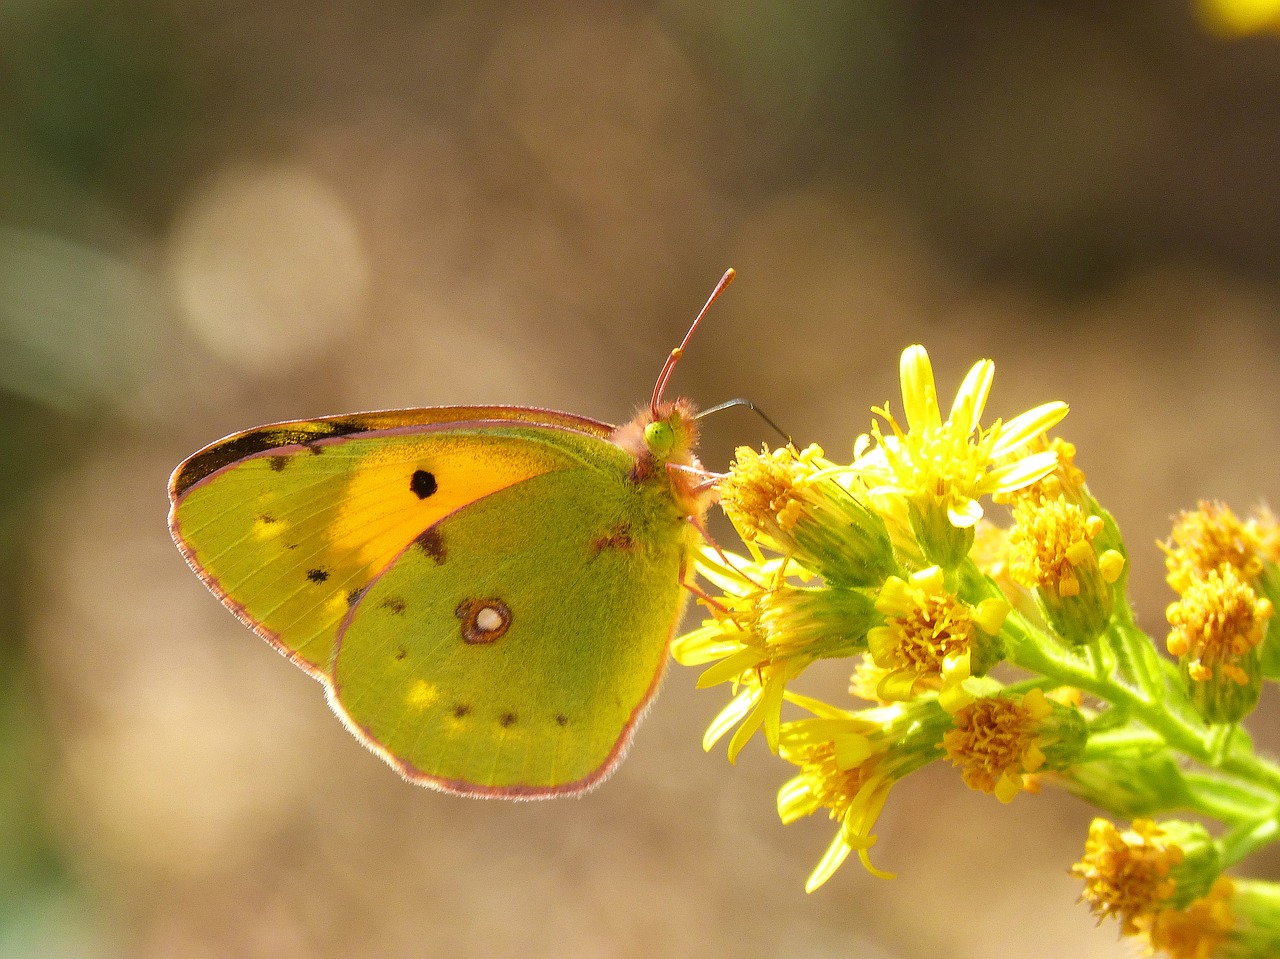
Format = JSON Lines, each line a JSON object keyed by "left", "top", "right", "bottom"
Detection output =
{"left": 609, "top": 398, "right": 711, "bottom": 521}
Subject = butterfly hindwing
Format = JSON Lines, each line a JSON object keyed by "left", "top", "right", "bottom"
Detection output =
{"left": 329, "top": 466, "right": 690, "bottom": 796}
{"left": 168, "top": 410, "right": 615, "bottom": 678}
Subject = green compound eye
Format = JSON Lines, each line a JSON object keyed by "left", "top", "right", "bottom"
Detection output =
{"left": 644, "top": 420, "right": 675, "bottom": 457}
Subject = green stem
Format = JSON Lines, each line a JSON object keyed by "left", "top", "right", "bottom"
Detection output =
{"left": 1080, "top": 726, "right": 1164, "bottom": 762}
{"left": 1182, "top": 772, "right": 1278, "bottom": 826}
{"left": 1208, "top": 725, "right": 1237, "bottom": 766}
{"left": 1104, "top": 614, "right": 1162, "bottom": 699}
{"left": 1220, "top": 752, "right": 1280, "bottom": 798}
{"left": 1003, "top": 611, "right": 1268, "bottom": 775}
{"left": 1219, "top": 811, "right": 1280, "bottom": 870}
{"left": 991, "top": 583, "right": 1280, "bottom": 820}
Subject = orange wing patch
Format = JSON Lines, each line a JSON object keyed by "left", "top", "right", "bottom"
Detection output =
{"left": 327, "top": 433, "right": 573, "bottom": 568}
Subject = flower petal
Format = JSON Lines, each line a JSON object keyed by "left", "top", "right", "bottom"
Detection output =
{"left": 703, "top": 687, "right": 759, "bottom": 750}
{"left": 991, "top": 401, "right": 1069, "bottom": 457}
{"left": 900, "top": 345, "right": 941, "bottom": 433}
{"left": 947, "top": 496, "right": 985, "bottom": 529}
{"left": 982, "top": 450, "right": 1060, "bottom": 494}
{"left": 696, "top": 645, "right": 764, "bottom": 688}
{"left": 805, "top": 830, "right": 854, "bottom": 893}
{"left": 950, "top": 359, "right": 994, "bottom": 434}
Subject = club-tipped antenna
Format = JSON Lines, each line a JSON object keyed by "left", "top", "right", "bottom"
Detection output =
{"left": 651, "top": 268, "right": 736, "bottom": 417}
{"left": 696, "top": 398, "right": 792, "bottom": 446}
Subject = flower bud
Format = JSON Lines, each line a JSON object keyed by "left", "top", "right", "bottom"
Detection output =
{"left": 1167, "top": 566, "right": 1270, "bottom": 724}
{"left": 1008, "top": 494, "right": 1121, "bottom": 646}
{"left": 720, "top": 444, "right": 898, "bottom": 587}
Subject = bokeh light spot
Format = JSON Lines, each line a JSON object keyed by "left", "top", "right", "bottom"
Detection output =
{"left": 168, "top": 162, "right": 369, "bottom": 373}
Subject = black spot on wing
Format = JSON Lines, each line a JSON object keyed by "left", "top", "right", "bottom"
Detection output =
{"left": 453, "top": 704, "right": 471, "bottom": 718}
{"left": 380, "top": 596, "right": 407, "bottom": 614}
{"left": 172, "top": 419, "right": 370, "bottom": 497}
{"left": 393, "top": 647, "right": 407, "bottom": 661}
{"left": 410, "top": 469, "right": 438, "bottom": 499}
{"left": 500, "top": 712, "right": 517, "bottom": 728}
{"left": 555, "top": 714, "right": 569, "bottom": 727}
{"left": 346, "top": 587, "right": 365, "bottom": 607}
{"left": 306, "top": 568, "right": 330, "bottom": 584}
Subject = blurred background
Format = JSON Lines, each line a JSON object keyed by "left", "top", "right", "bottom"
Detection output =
{"left": 4, "top": 0, "right": 1280, "bottom": 956}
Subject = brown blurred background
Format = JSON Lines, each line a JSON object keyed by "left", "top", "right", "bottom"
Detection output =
{"left": 4, "top": 1, "right": 1280, "bottom": 956}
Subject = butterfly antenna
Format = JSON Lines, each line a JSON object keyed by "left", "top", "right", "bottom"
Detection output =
{"left": 696, "top": 397, "right": 791, "bottom": 446}
{"left": 651, "top": 268, "right": 736, "bottom": 417}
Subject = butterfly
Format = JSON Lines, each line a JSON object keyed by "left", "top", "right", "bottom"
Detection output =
{"left": 167, "top": 271, "right": 733, "bottom": 798}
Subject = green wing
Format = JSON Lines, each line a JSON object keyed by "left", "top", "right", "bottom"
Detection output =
{"left": 328, "top": 467, "right": 692, "bottom": 797}
{"left": 168, "top": 410, "right": 615, "bottom": 679}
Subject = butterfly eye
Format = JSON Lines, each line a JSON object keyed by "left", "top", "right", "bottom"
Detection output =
{"left": 644, "top": 420, "right": 676, "bottom": 458}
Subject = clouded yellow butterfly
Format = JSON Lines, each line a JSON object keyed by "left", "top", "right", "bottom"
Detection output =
{"left": 167, "top": 271, "right": 732, "bottom": 797}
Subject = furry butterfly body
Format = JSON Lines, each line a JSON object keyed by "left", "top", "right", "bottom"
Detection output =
{"left": 168, "top": 401, "right": 712, "bottom": 797}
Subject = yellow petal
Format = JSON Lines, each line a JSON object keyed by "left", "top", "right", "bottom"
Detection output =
{"left": 703, "top": 687, "right": 758, "bottom": 750}
{"left": 983, "top": 450, "right": 1060, "bottom": 493}
{"left": 900, "top": 345, "right": 942, "bottom": 433}
{"left": 990, "top": 401, "right": 1069, "bottom": 457}
{"left": 949, "top": 359, "right": 994, "bottom": 435}
{"left": 696, "top": 645, "right": 764, "bottom": 688}
{"left": 805, "top": 830, "right": 854, "bottom": 893}
{"left": 947, "top": 496, "right": 985, "bottom": 529}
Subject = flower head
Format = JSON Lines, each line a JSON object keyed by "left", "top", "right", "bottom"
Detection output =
{"left": 942, "top": 687, "right": 1085, "bottom": 803}
{"left": 1163, "top": 501, "right": 1270, "bottom": 595}
{"left": 674, "top": 548, "right": 877, "bottom": 758}
{"left": 866, "top": 565, "right": 1008, "bottom": 711}
{"left": 718, "top": 443, "right": 897, "bottom": 587}
{"left": 1008, "top": 493, "right": 1123, "bottom": 645}
{"left": 1072, "top": 818, "right": 1220, "bottom": 937}
{"left": 1166, "top": 565, "right": 1270, "bottom": 723}
{"left": 852, "top": 345, "right": 1067, "bottom": 567}
{"left": 777, "top": 702, "right": 948, "bottom": 890}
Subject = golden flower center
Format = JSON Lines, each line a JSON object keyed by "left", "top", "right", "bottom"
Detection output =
{"left": 885, "top": 593, "right": 973, "bottom": 673}
{"left": 720, "top": 447, "right": 800, "bottom": 539}
{"left": 1073, "top": 819, "right": 1183, "bottom": 936}
{"left": 879, "top": 417, "right": 994, "bottom": 506}
{"left": 1164, "top": 501, "right": 1265, "bottom": 595}
{"left": 1166, "top": 566, "right": 1271, "bottom": 684}
{"left": 796, "top": 742, "right": 869, "bottom": 822}
{"left": 943, "top": 695, "right": 1044, "bottom": 794}
{"left": 1008, "top": 494, "right": 1102, "bottom": 595}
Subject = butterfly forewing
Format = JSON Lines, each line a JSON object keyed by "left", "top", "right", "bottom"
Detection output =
{"left": 168, "top": 411, "right": 614, "bottom": 677}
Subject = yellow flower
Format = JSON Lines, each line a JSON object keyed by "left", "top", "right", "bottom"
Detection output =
{"left": 675, "top": 547, "right": 877, "bottom": 759}
{"left": 1007, "top": 493, "right": 1123, "bottom": 645}
{"left": 1073, "top": 818, "right": 1185, "bottom": 936}
{"left": 1166, "top": 565, "right": 1270, "bottom": 723}
{"left": 852, "top": 345, "right": 1067, "bottom": 566}
{"left": 1072, "top": 818, "right": 1221, "bottom": 938}
{"left": 1144, "top": 876, "right": 1236, "bottom": 959}
{"left": 776, "top": 702, "right": 949, "bottom": 890}
{"left": 718, "top": 443, "right": 897, "bottom": 588}
{"left": 1162, "top": 501, "right": 1269, "bottom": 596}
{"left": 866, "top": 565, "right": 1008, "bottom": 711}
{"left": 942, "top": 688, "right": 1085, "bottom": 803}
